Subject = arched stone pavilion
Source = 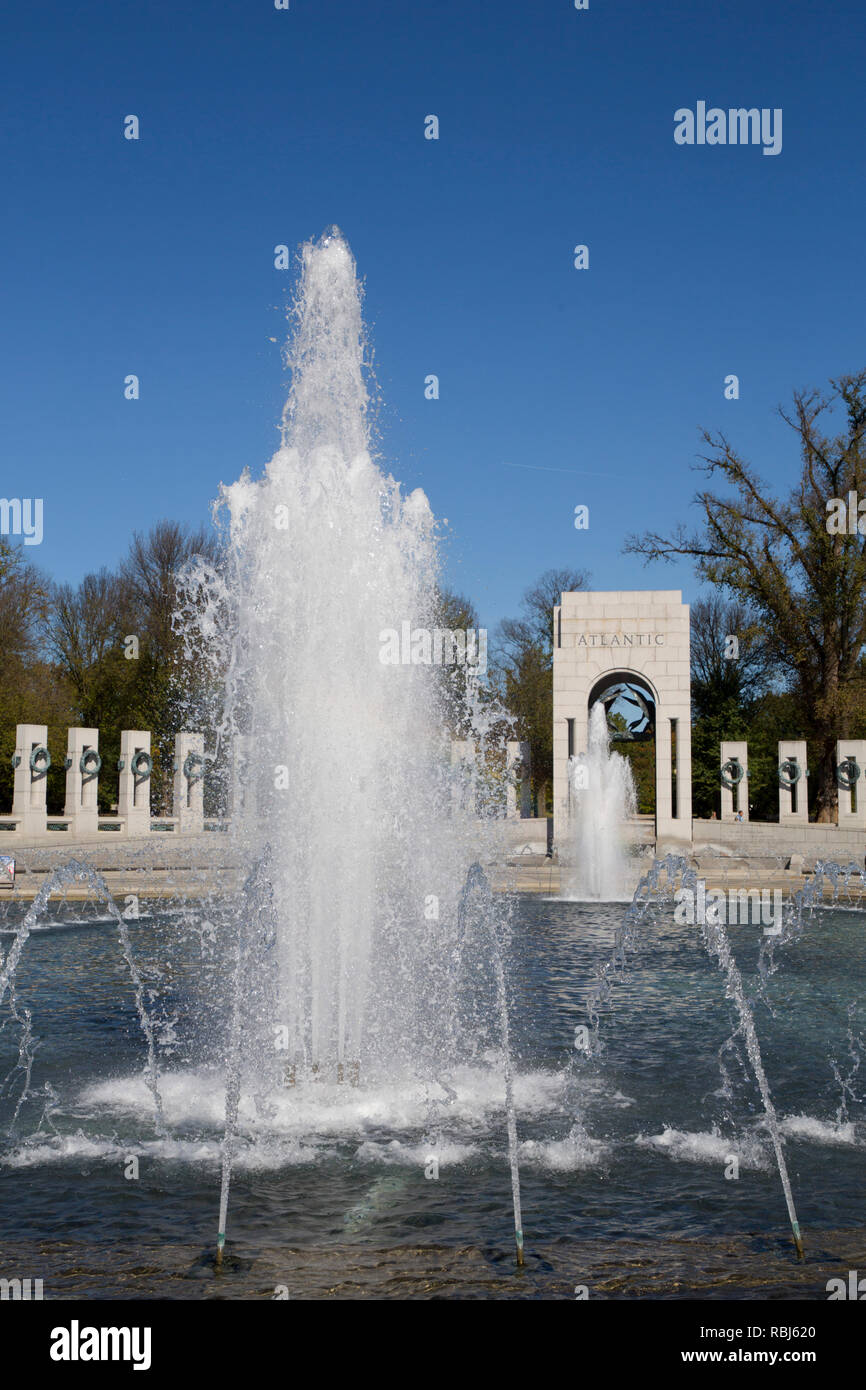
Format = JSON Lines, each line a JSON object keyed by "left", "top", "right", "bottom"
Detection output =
{"left": 552, "top": 590, "right": 693, "bottom": 849}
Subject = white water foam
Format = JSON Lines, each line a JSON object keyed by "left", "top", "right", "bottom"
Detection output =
{"left": 1, "top": 1132, "right": 329, "bottom": 1172}
{"left": 778, "top": 1114, "right": 862, "bottom": 1147}
{"left": 354, "top": 1138, "right": 479, "bottom": 1167}
{"left": 519, "top": 1122, "right": 609, "bottom": 1171}
{"left": 20, "top": 1064, "right": 569, "bottom": 1161}
{"left": 635, "top": 1125, "right": 771, "bottom": 1170}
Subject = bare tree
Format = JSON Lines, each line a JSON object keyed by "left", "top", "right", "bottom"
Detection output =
{"left": 626, "top": 371, "right": 866, "bottom": 819}
{"left": 0, "top": 538, "right": 48, "bottom": 664}
{"left": 48, "top": 568, "right": 129, "bottom": 717}
{"left": 121, "top": 520, "right": 222, "bottom": 663}
{"left": 493, "top": 567, "right": 591, "bottom": 812}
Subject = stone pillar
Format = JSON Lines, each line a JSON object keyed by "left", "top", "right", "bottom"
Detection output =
{"left": 655, "top": 716, "right": 673, "bottom": 832}
{"left": 451, "top": 739, "right": 475, "bottom": 814}
{"left": 556, "top": 711, "right": 588, "bottom": 827}
{"left": 836, "top": 739, "right": 866, "bottom": 828}
{"left": 174, "top": 732, "right": 205, "bottom": 833}
{"left": 228, "top": 734, "right": 255, "bottom": 823}
{"left": 11, "top": 724, "right": 50, "bottom": 837}
{"left": 720, "top": 740, "right": 749, "bottom": 822}
{"left": 778, "top": 740, "right": 808, "bottom": 825}
{"left": 674, "top": 709, "right": 692, "bottom": 844}
{"left": 506, "top": 740, "right": 531, "bottom": 818}
{"left": 654, "top": 708, "right": 693, "bottom": 850}
{"left": 118, "top": 730, "right": 152, "bottom": 837}
{"left": 64, "top": 727, "right": 100, "bottom": 838}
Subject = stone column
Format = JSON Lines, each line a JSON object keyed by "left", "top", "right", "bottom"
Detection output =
{"left": 778, "top": 740, "right": 808, "bottom": 825}
{"left": 556, "top": 715, "right": 588, "bottom": 828}
{"left": 64, "top": 727, "right": 100, "bottom": 838}
{"left": 118, "top": 730, "right": 152, "bottom": 837}
{"left": 11, "top": 724, "right": 50, "bottom": 837}
{"left": 720, "top": 740, "right": 749, "bottom": 822}
{"left": 836, "top": 739, "right": 866, "bottom": 828}
{"left": 655, "top": 716, "right": 673, "bottom": 835}
{"left": 674, "top": 707, "right": 693, "bottom": 844}
{"left": 173, "top": 732, "right": 205, "bottom": 833}
{"left": 228, "top": 734, "right": 255, "bottom": 823}
{"left": 451, "top": 739, "right": 475, "bottom": 815}
{"left": 506, "top": 740, "right": 531, "bottom": 818}
{"left": 655, "top": 706, "right": 693, "bottom": 849}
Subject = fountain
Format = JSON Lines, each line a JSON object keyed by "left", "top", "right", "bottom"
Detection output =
{"left": 195, "top": 229, "right": 523, "bottom": 1262}
{"left": 1, "top": 233, "right": 863, "bottom": 1300}
{"left": 563, "top": 701, "right": 638, "bottom": 900}
{"left": 1, "top": 841, "right": 863, "bottom": 1293}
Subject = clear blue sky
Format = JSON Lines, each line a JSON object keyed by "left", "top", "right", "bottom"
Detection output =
{"left": 3, "top": 0, "right": 864, "bottom": 631}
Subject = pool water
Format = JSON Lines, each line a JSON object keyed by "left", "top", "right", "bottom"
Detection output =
{"left": 0, "top": 895, "right": 863, "bottom": 1299}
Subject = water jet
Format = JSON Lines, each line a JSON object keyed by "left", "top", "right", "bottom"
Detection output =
{"left": 563, "top": 702, "right": 638, "bottom": 900}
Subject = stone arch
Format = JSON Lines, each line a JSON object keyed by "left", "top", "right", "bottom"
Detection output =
{"left": 586, "top": 669, "right": 658, "bottom": 819}
{"left": 588, "top": 668, "right": 658, "bottom": 732}
{"left": 552, "top": 591, "right": 692, "bottom": 849}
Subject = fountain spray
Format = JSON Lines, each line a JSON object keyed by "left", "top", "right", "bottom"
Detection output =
{"left": 494, "top": 945, "right": 524, "bottom": 1266}
{"left": 699, "top": 882, "right": 805, "bottom": 1261}
{"left": 457, "top": 864, "right": 525, "bottom": 1266}
{"left": 209, "top": 227, "right": 488, "bottom": 1081}
{"left": 215, "top": 849, "right": 275, "bottom": 1267}
{"left": 586, "top": 857, "right": 805, "bottom": 1262}
{"left": 565, "top": 702, "right": 637, "bottom": 901}
{"left": 201, "top": 229, "right": 520, "bottom": 1266}
{"left": 0, "top": 861, "right": 164, "bottom": 1134}
{"left": 214, "top": 921, "right": 243, "bottom": 1269}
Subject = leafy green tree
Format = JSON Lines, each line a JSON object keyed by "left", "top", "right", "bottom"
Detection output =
{"left": 689, "top": 595, "right": 775, "bottom": 817}
{"left": 740, "top": 691, "right": 805, "bottom": 822}
{"left": 121, "top": 521, "right": 223, "bottom": 811}
{"left": 0, "top": 540, "right": 75, "bottom": 812}
{"left": 46, "top": 522, "right": 223, "bottom": 813}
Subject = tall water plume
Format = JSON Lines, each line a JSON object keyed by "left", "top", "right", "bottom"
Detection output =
{"left": 564, "top": 701, "right": 637, "bottom": 900}
{"left": 211, "top": 229, "right": 504, "bottom": 1089}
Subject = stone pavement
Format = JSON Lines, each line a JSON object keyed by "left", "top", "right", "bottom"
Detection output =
{"left": 1, "top": 834, "right": 863, "bottom": 903}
